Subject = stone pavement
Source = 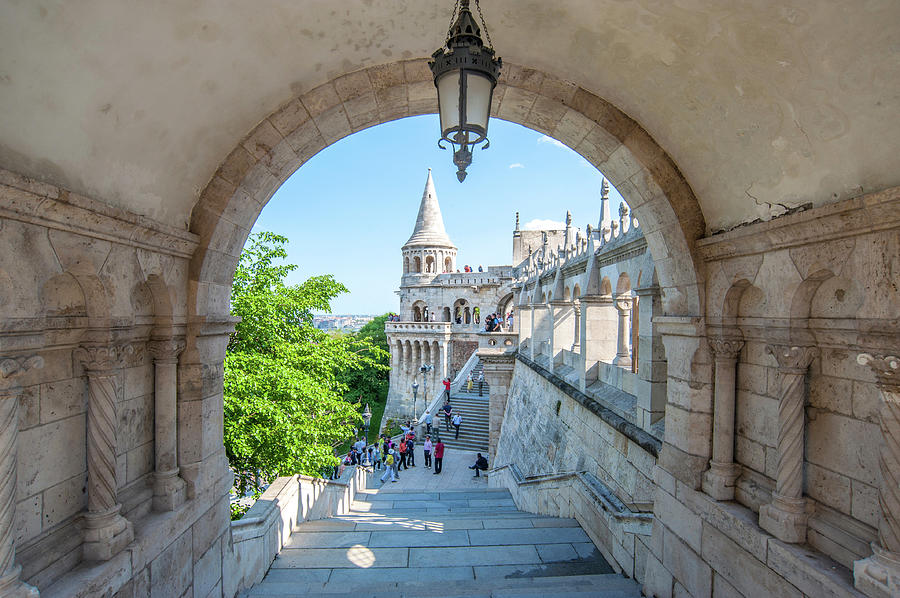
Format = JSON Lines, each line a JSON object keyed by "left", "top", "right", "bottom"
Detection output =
{"left": 374, "top": 448, "right": 490, "bottom": 491}
{"left": 242, "top": 457, "right": 642, "bottom": 597}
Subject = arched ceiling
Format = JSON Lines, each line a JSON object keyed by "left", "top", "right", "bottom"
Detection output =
{"left": 1, "top": 0, "right": 898, "bottom": 232}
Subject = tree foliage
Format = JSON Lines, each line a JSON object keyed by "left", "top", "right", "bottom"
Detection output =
{"left": 224, "top": 232, "right": 388, "bottom": 495}
{"left": 339, "top": 313, "right": 391, "bottom": 406}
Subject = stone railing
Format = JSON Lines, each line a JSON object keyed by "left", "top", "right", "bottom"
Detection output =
{"left": 488, "top": 463, "right": 652, "bottom": 578}
{"left": 385, "top": 321, "right": 451, "bottom": 334}
{"left": 227, "top": 466, "right": 367, "bottom": 593}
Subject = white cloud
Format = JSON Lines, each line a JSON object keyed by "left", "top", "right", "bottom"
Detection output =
{"left": 537, "top": 135, "right": 567, "bottom": 149}
{"left": 523, "top": 218, "right": 566, "bottom": 231}
{"left": 508, "top": 162, "right": 525, "bottom": 169}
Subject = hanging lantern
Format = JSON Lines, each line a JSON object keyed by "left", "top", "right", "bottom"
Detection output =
{"left": 430, "top": 0, "right": 502, "bottom": 182}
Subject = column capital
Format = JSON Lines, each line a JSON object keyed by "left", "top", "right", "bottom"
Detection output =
{"left": 858, "top": 353, "right": 900, "bottom": 393}
{"left": 0, "top": 356, "right": 43, "bottom": 392}
{"left": 614, "top": 297, "right": 633, "bottom": 312}
{"left": 765, "top": 344, "right": 818, "bottom": 374}
{"left": 148, "top": 338, "right": 186, "bottom": 364}
{"left": 75, "top": 343, "right": 136, "bottom": 372}
{"left": 709, "top": 337, "right": 745, "bottom": 361}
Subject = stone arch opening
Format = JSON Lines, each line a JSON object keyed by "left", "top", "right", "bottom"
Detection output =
{"left": 413, "top": 256, "right": 422, "bottom": 273}
{"left": 189, "top": 59, "right": 705, "bottom": 330}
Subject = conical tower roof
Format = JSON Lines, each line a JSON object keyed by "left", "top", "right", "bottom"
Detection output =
{"left": 404, "top": 169, "right": 456, "bottom": 249}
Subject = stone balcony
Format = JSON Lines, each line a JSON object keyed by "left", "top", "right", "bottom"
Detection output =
{"left": 385, "top": 321, "right": 451, "bottom": 334}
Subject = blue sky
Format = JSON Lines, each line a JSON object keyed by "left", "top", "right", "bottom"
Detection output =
{"left": 251, "top": 114, "right": 624, "bottom": 314}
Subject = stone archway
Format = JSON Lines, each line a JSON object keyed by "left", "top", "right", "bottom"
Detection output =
{"left": 188, "top": 59, "right": 706, "bottom": 326}
{"left": 181, "top": 58, "right": 710, "bottom": 481}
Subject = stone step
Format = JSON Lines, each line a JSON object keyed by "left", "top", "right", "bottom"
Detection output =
{"left": 246, "top": 572, "right": 640, "bottom": 598}
{"left": 291, "top": 517, "right": 581, "bottom": 532}
{"left": 358, "top": 489, "right": 512, "bottom": 501}
{"left": 284, "top": 525, "right": 592, "bottom": 549}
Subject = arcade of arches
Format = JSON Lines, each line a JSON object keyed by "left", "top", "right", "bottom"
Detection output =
{"left": 1, "top": 3, "right": 899, "bottom": 597}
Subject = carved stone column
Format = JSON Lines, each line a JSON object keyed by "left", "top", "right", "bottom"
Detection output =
{"left": 613, "top": 297, "right": 633, "bottom": 367}
{"left": 74, "top": 344, "right": 135, "bottom": 561}
{"left": 759, "top": 344, "right": 818, "bottom": 543}
{"left": 703, "top": 338, "right": 745, "bottom": 500}
{"left": 549, "top": 300, "right": 574, "bottom": 371}
{"left": 571, "top": 301, "right": 581, "bottom": 353}
{"left": 854, "top": 353, "right": 900, "bottom": 598}
{"left": 0, "top": 357, "right": 42, "bottom": 598}
{"left": 148, "top": 339, "right": 186, "bottom": 511}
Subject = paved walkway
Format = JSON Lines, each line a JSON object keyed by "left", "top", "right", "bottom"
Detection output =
{"left": 243, "top": 457, "right": 642, "bottom": 597}
{"left": 372, "top": 448, "right": 489, "bottom": 491}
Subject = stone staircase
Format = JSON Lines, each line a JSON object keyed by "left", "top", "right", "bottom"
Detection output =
{"left": 436, "top": 364, "right": 490, "bottom": 452}
{"left": 243, "top": 486, "right": 641, "bottom": 598}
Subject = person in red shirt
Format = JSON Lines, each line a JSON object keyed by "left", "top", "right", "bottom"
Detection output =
{"left": 442, "top": 377, "right": 451, "bottom": 400}
{"left": 432, "top": 439, "right": 445, "bottom": 474}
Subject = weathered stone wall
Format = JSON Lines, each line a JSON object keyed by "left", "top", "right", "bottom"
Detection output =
{"left": 0, "top": 170, "right": 236, "bottom": 597}
{"left": 450, "top": 340, "right": 478, "bottom": 375}
{"left": 492, "top": 356, "right": 659, "bottom": 579}
{"left": 640, "top": 189, "right": 900, "bottom": 598}
{"left": 495, "top": 358, "right": 659, "bottom": 510}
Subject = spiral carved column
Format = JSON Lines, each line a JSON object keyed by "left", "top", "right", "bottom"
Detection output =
{"left": 759, "top": 344, "right": 818, "bottom": 543}
{"left": 703, "top": 338, "right": 744, "bottom": 500}
{"left": 74, "top": 344, "right": 135, "bottom": 561}
{"left": 854, "top": 353, "right": 900, "bottom": 598}
{"left": 0, "top": 356, "right": 42, "bottom": 598}
{"left": 148, "top": 339, "right": 186, "bottom": 512}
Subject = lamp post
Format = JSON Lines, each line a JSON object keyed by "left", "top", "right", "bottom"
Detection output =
{"left": 362, "top": 403, "right": 372, "bottom": 439}
{"left": 430, "top": 0, "right": 502, "bottom": 182}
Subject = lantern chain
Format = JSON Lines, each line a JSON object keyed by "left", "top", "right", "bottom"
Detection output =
{"left": 474, "top": 0, "right": 493, "bottom": 48}
{"left": 446, "top": 0, "right": 461, "bottom": 43}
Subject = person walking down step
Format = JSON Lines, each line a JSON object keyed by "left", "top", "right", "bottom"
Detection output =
{"left": 424, "top": 411, "right": 433, "bottom": 435}
{"left": 380, "top": 451, "right": 396, "bottom": 483}
{"left": 433, "top": 438, "right": 445, "bottom": 474}
{"left": 469, "top": 453, "right": 489, "bottom": 477}
{"left": 452, "top": 412, "right": 462, "bottom": 439}
{"left": 442, "top": 400, "right": 453, "bottom": 431}
{"left": 477, "top": 371, "right": 485, "bottom": 396}
{"left": 423, "top": 436, "right": 432, "bottom": 467}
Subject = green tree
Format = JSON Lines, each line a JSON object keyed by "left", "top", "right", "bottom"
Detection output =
{"left": 339, "top": 313, "right": 392, "bottom": 441}
{"left": 224, "top": 232, "right": 387, "bottom": 496}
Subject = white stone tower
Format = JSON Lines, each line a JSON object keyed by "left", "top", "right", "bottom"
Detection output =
{"left": 401, "top": 169, "right": 457, "bottom": 287}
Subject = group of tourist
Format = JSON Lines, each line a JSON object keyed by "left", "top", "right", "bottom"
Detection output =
{"left": 377, "top": 433, "right": 447, "bottom": 482}
{"left": 387, "top": 313, "right": 401, "bottom": 322}
{"left": 483, "top": 311, "right": 512, "bottom": 332}
{"left": 459, "top": 265, "right": 484, "bottom": 273}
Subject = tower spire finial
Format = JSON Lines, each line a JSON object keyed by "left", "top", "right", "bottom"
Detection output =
{"left": 598, "top": 178, "right": 611, "bottom": 232}
{"left": 515, "top": 211, "right": 520, "bottom": 232}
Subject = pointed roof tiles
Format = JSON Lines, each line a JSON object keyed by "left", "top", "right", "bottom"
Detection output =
{"left": 404, "top": 169, "right": 456, "bottom": 249}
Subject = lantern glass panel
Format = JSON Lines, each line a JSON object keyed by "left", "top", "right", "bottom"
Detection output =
{"left": 437, "top": 70, "right": 461, "bottom": 135}
{"left": 464, "top": 71, "right": 493, "bottom": 133}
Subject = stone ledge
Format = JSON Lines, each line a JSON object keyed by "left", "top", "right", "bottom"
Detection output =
{"left": 0, "top": 168, "right": 199, "bottom": 259}
{"left": 516, "top": 352, "right": 662, "bottom": 457}
{"left": 697, "top": 185, "right": 900, "bottom": 262}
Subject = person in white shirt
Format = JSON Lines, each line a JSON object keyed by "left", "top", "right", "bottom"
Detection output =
{"left": 452, "top": 412, "right": 462, "bottom": 439}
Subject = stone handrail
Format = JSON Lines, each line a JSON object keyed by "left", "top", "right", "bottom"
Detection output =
{"left": 227, "top": 465, "right": 367, "bottom": 593}
{"left": 489, "top": 462, "right": 652, "bottom": 576}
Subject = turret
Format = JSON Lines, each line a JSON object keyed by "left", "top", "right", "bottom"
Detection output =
{"left": 401, "top": 169, "right": 457, "bottom": 278}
